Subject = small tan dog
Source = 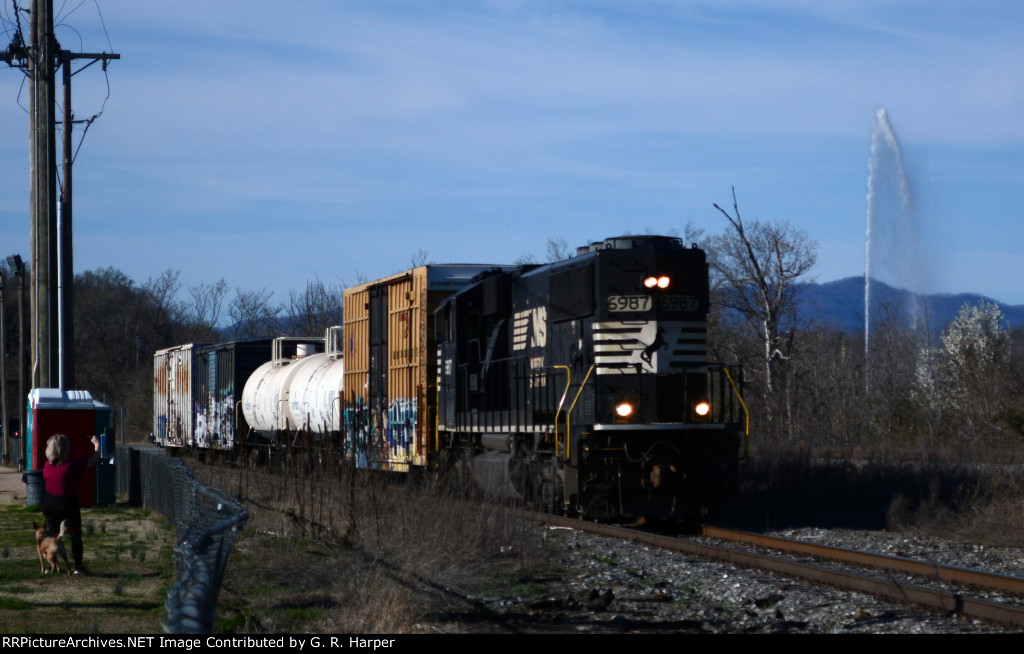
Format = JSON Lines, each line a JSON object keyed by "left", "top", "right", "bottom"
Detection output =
{"left": 33, "top": 520, "right": 71, "bottom": 577}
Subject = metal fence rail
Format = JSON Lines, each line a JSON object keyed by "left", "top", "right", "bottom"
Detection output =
{"left": 116, "top": 446, "right": 248, "bottom": 633}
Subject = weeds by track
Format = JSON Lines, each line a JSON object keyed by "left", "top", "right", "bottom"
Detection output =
{"left": 183, "top": 453, "right": 551, "bottom": 633}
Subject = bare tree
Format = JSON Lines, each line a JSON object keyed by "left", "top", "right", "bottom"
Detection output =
{"left": 142, "top": 269, "right": 182, "bottom": 317}
{"left": 185, "top": 279, "right": 228, "bottom": 340}
{"left": 546, "top": 236, "right": 571, "bottom": 262}
{"left": 514, "top": 251, "right": 539, "bottom": 266}
{"left": 710, "top": 188, "right": 817, "bottom": 396}
{"left": 74, "top": 267, "right": 198, "bottom": 437}
{"left": 288, "top": 278, "right": 345, "bottom": 336}
{"left": 410, "top": 249, "right": 429, "bottom": 268}
{"left": 140, "top": 269, "right": 187, "bottom": 344}
{"left": 671, "top": 221, "right": 706, "bottom": 247}
{"left": 229, "top": 287, "right": 283, "bottom": 339}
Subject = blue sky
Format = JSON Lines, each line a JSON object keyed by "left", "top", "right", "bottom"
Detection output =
{"left": 2, "top": 1, "right": 1023, "bottom": 311}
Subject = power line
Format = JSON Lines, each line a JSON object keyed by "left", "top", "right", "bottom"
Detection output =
{"left": 1, "top": 0, "right": 119, "bottom": 392}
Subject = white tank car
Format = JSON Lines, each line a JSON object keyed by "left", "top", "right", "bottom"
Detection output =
{"left": 241, "top": 334, "right": 337, "bottom": 439}
{"left": 285, "top": 327, "right": 344, "bottom": 434}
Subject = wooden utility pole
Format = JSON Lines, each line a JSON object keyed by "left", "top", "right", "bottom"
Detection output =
{"left": 2, "top": 0, "right": 119, "bottom": 391}
{"left": 30, "top": 0, "right": 58, "bottom": 390}
{"left": 0, "top": 270, "right": 7, "bottom": 463}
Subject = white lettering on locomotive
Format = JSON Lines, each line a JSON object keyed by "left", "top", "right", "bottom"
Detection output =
{"left": 592, "top": 321, "right": 707, "bottom": 374}
{"left": 512, "top": 306, "right": 547, "bottom": 351}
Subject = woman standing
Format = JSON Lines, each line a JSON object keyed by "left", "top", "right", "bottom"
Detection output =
{"left": 42, "top": 433, "right": 100, "bottom": 575}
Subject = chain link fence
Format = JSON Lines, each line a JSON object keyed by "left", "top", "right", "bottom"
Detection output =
{"left": 116, "top": 446, "right": 248, "bottom": 633}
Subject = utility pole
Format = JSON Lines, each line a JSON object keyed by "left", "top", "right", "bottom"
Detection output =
{"left": 0, "top": 268, "right": 7, "bottom": 464}
{"left": 2, "top": 0, "right": 119, "bottom": 391}
{"left": 6, "top": 255, "right": 26, "bottom": 468}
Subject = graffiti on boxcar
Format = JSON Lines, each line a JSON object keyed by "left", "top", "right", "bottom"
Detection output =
{"left": 343, "top": 396, "right": 370, "bottom": 467}
{"left": 342, "top": 396, "right": 419, "bottom": 468}
{"left": 387, "top": 398, "right": 417, "bottom": 457}
{"left": 194, "top": 398, "right": 208, "bottom": 448}
{"left": 193, "top": 387, "right": 238, "bottom": 450}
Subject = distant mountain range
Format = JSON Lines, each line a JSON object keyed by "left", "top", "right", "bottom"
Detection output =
{"left": 794, "top": 277, "right": 1024, "bottom": 333}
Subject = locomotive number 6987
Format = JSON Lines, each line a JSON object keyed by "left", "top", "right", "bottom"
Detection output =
{"left": 606, "top": 294, "right": 653, "bottom": 312}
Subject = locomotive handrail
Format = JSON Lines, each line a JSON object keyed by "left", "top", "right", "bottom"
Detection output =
{"left": 562, "top": 365, "right": 596, "bottom": 461}
{"left": 553, "top": 365, "right": 572, "bottom": 459}
{"left": 722, "top": 365, "right": 750, "bottom": 459}
{"left": 433, "top": 376, "right": 440, "bottom": 454}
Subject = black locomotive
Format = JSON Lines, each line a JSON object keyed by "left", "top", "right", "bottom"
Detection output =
{"left": 435, "top": 235, "right": 746, "bottom": 519}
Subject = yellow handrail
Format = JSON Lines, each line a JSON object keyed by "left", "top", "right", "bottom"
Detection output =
{"left": 552, "top": 365, "right": 571, "bottom": 458}
{"left": 563, "top": 365, "right": 595, "bottom": 461}
{"left": 722, "top": 365, "right": 750, "bottom": 459}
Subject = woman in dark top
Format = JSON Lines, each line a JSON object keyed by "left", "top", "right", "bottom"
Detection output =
{"left": 42, "top": 433, "right": 100, "bottom": 575}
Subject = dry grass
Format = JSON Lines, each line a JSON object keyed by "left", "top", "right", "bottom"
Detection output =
{"left": 190, "top": 452, "right": 550, "bottom": 633}
{"left": 719, "top": 445, "right": 1024, "bottom": 546}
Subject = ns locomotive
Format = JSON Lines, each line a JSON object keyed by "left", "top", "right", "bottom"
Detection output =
{"left": 153, "top": 235, "right": 747, "bottom": 520}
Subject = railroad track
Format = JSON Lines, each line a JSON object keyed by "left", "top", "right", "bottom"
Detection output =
{"left": 524, "top": 512, "right": 1024, "bottom": 629}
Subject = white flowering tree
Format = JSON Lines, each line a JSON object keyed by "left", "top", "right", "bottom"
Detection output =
{"left": 914, "top": 300, "right": 1011, "bottom": 445}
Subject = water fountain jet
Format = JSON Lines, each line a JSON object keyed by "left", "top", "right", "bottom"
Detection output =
{"left": 865, "top": 107, "right": 918, "bottom": 367}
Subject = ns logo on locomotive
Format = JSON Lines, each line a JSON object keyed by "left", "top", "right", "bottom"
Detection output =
{"left": 153, "top": 235, "right": 748, "bottom": 521}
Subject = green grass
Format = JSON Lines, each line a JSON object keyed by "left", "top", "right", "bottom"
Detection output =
{"left": 0, "top": 597, "right": 33, "bottom": 610}
{"left": 214, "top": 613, "right": 263, "bottom": 633}
{"left": 0, "top": 497, "right": 175, "bottom": 633}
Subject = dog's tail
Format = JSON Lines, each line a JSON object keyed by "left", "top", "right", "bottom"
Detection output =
{"left": 57, "top": 520, "right": 69, "bottom": 539}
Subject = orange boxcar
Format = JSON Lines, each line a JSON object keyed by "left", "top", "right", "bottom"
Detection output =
{"left": 342, "top": 264, "right": 513, "bottom": 471}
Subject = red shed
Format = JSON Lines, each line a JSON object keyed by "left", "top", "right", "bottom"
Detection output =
{"left": 27, "top": 389, "right": 111, "bottom": 508}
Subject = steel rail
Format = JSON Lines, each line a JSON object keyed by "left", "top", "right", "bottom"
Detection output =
{"left": 700, "top": 525, "right": 1024, "bottom": 597}
{"left": 528, "top": 513, "right": 1024, "bottom": 629}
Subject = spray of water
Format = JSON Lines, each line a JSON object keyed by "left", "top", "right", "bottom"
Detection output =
{"left": 865, "top": 107, "right": 916, "bottom": 366}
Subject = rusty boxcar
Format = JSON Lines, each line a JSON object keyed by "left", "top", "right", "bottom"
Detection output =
{"left": 155, "top": 339, "right": 284, "bottom": 451}
{"left": 153, "top": 343, "right": 205, "bottom": 448}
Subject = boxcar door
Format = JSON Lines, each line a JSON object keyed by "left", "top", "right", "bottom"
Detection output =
{"left": 368, "top": 284, "right": 389, "bottom": 461}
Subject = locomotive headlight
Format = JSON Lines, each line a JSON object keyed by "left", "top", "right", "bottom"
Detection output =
{"left": 615, "top": 402, "right": 634, "bottom": 418}
{"left": 643, "top": 275, "right": 672, "bottom": 289}
{"left": 694, "top": 400, "right": 711, "bottom": 419}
